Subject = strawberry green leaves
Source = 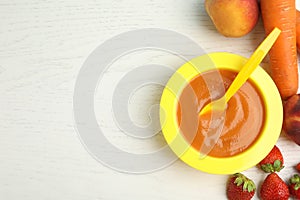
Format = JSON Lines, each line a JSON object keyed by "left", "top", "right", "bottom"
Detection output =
{"left": 260, "top": 159, "right": 284, "bottom": 173}
{"left": 233, "top": 173, "right": 256, "bottom": 193}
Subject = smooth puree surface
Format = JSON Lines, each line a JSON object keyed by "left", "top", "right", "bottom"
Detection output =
{"left": 177, "top": 69, "right": 264, "bottom": 158}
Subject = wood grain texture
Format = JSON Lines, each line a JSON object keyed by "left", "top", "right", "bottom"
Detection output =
{"left": 0, "top": 0, "right": 299, "bottom": 200}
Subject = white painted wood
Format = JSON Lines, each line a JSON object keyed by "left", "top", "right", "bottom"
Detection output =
{"left": 0, "top": 0, "right": 299, "bottom": 199}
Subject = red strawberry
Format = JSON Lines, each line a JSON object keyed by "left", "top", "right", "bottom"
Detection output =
{"left": 227, "top": 173, "right": 255, "bottom": 200}
{"left": 296, "top": 163, "right": 300, "bottom": 172}
{"left": 289, "top": 174, "right": 300, "bottom": 199}
{"left": 258, "top": 145, "right": 284, "bottom": 173}
{"left": 260, "top": 173, "right": 289, "bottom": 200}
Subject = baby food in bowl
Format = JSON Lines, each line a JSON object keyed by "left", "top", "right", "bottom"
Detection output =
{"left": 177, "top": 69, "right": 264, "bottom": 158}
{"left": 160, "top": 52, "right": 282, "bottom": 174}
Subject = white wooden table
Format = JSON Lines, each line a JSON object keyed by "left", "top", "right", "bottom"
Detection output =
{"left": 1, "top": 1, "right": 300, "bottom": 199}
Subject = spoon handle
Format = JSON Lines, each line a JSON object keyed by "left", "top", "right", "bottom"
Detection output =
{"left": 224, "top": 27, "right": 281, "bottom": 102}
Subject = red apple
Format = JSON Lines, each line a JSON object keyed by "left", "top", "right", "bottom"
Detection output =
{"left": 283, "top": 94, "right": 300, "bottom": 145}
{"left": 205, "top": 0, "right": 259, "bottom": 37}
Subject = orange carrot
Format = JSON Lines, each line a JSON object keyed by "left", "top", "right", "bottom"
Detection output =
{"left": 296, "top": 10, "right": 300, "bottom": 51}
{"left": 260, "top": 0, "right": 298, "bottom": 100}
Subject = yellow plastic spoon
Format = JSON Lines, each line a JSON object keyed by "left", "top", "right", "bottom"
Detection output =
{"left": 199, "top": 27, "right": 281, "bottom": 116}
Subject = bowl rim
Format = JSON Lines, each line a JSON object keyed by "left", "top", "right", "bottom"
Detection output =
{"left": 159, "top": 52, "right": 283, "bottom": 174}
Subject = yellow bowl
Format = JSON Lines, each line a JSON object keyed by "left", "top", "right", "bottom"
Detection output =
{"left": 159, "top": 52, "right": 283, "bottom": 174}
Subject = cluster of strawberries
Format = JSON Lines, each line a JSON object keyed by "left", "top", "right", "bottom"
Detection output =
{"left": 227, "top": 146, "right": 300, "bottom": 200}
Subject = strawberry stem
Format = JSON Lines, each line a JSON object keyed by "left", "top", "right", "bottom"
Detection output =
{"left": 233, "top": 173, "right": 256, "bottom": 192}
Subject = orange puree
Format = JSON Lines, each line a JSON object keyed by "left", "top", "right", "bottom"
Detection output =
{"left": 177, "top": 69, "right": 264, "bottom": 157}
